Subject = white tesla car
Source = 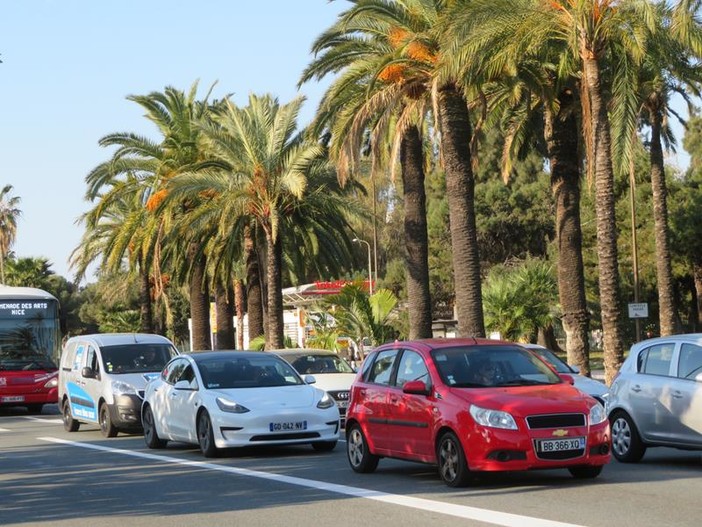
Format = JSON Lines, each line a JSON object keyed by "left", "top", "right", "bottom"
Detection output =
{"left": 141, "top": 351, "right": 340, "bottom": 457}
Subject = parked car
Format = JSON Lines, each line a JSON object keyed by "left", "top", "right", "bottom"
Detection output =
{"left": 142, "top": 351, "right": 340, "bottom": 457}
{"left": 58, "top": 333, "right": 179, "bottom": 437}
{"left": 269, "top": 349, "right": 355, "bottom": 426}
{"left": 522, "top": 343, "right": 609, "bottom": 405}
{"left": 607, "top": 333, "right": 702, "bottom": 462}
{"left": 345, "top": 338, "right": 611, "bottom": 487}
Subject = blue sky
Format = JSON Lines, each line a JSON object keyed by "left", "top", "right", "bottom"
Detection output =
{"left": 0, "top": 1, "right": 694, "bottom": 283}
{"left": 0, "top": 0, "right": 346, "bottom": 280}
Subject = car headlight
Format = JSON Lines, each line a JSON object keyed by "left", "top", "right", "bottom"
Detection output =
{"left": 589, "top": 402, "right": 607, "bottom": 425}
{"left": 111, "top": 380, "right": 137, "bottom": 396}
{"left": 469, "top": 404, "right": 518, "bottom": 430}
{"left": 316, "top": 392, "right": 335, "bottom": 409}
{"left": 216, "top": 397, "right": 250, "bottom": 414}
{"left": 44, "top": 377, "right": 58, "bottom": 388}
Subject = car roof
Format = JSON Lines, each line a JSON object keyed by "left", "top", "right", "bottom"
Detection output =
{"left": 68, "top": 333, "right": 174, "bottom": 347}
{"left": 376, "top": 338, "right": 519, "bottom": 351}
{"left": 630, "top": 333, "right": 702, "bottom": 352}
{"left": 185, "top": 350, "right": 273, "bottom": 362}
{"left": 270, "top": 348, "right": 336, "bottom": 356}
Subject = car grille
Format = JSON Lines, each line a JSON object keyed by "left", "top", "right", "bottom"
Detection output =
{"left": 249, "top": 432, "right": 321, "bottom": 442}
{"left": 526, "top": 413, "right": 585, "bottom": 429}
{"left": 328, "top": 390, "right": 349, "bottom": 417}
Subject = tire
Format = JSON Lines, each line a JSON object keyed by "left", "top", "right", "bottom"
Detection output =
{"left": 610, "top": 411, "right": 646, "bottom": 463}
{"left": 62, "top": 399, "right": 80, "bottom": 432}
{"left": 197, "top": 411, "right": 218, "bottom": 458}
{"left": 99, "top": 403, "right": 118, "bottom": 438}
{"left": 437, "top": 431, "right": 471, "bottom": 487}
{"left": 143, "top": 405, "right": 167, "bottom": 449}
{"left": 568, "top": 465, "right": 603, "bottom": 479}
{"left": 346, "top": 423, "right": 379, "bottom": 473}
{"left": 26, "top": 404, "right": 43, "bottom": 414}
{"left": 312, "top": 440, "right": 337, "bottom": 452}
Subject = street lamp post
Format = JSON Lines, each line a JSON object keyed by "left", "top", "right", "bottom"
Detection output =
{"left": 353, "top": 238, "right": 373, "bottom": 295}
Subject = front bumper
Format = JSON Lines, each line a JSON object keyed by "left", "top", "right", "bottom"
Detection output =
{"left": 107, "top": 394, "right": 144, "bottom": 430}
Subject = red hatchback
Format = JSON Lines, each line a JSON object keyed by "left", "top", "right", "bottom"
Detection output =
{"left": 345, "top": 338, "right": 611, "bottom": 486}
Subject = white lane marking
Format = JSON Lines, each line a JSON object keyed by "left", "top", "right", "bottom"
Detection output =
{"left": 0, "top": 427, "right": 9, "bottom": 432}
{"left": 22, "top": 417, "right": 63, "bottom": 423}
{"left": 39, "top": 436, "right": 586, "bottom": 527}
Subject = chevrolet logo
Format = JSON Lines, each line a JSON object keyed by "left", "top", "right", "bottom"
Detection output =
{"left": 552, "top": 429, "right": 569, "bottom": 437}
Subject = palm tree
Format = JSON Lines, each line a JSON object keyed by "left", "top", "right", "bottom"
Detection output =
{"left": 301, "top": 0, "right": 435, "bottom": 339}
{"left": 322, "top": 283, "right": 399, "bottom": 348}
{"left": 83, "top": 82, "right": 218, "bottom": 349}
{"left": 451, "top": 0, "right": 654, "bottom": 383}
{"left": 168, "top": 94, "right": 322, "bottom": 349}
{"left": 0, "top": 184, "right": 21, "bottom": 284}
{"left": 611, "top": 1, "right": 702, "bottom": 336}
{"left": 444, "top": 0, "right": 591, "bottom": 373}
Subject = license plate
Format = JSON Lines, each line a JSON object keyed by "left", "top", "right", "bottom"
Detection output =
{"left": 1, "top": 395, "right": 25, "bottom": 403}
{"left": 536, "top": 437, "right": 585, "bottom": 452}
{"left": 269, "top": 421, "right": 307, "bottom": 432}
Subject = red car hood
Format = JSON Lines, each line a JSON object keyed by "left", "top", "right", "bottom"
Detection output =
{"left": 449, "top": 382, "right": 594, "bottom": 417}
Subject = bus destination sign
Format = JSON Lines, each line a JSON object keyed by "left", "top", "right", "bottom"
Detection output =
{"left": 0, "top": 301, "right": 52, "bottom": 318}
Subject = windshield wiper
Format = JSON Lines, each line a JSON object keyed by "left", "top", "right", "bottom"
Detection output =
{"left": 495, "top": 378, "right": 553, "bottom": 387}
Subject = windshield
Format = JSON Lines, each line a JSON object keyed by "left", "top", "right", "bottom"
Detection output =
{"left": 528, "top": 346, "right": 572, "bottom": 374}
{"left": 431, "top": 345, "right": 562, "bottom": 388}
{"left": 0, "top": 302, "right": 60, "bottom": 371}
{"left": 101, "top": 343, "right": 178, "bottom": 374}
{"left": 196, "top": 355, "right": 303, "bottom": 389}
{"left": 289, "top": 353, "right": 355, "bottom": 374}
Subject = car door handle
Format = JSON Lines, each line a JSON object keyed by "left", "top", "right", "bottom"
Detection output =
{"left": 169, "top": 392, "right": 178, "bottom": 398}
{"left": 390, "top": 396, "right": 398, "bottom": 403}
{"left": 631, "top": 385, "right": 642, "bottom": 393}
{"left": 672, "top": 391, "right": 684, "bottom": 399}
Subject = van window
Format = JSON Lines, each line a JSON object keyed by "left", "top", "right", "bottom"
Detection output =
{"left": 101, "top": 343, "right": 177, "bottom": 374}
{"left": 60, "top": 341, "right": 78, "bottom": 370}
{"left": 86, "top": 346, "right": 100, "bottom": 375}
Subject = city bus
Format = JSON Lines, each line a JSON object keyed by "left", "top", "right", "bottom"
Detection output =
{"left": 0, "top": 285, "right": 61, "bottom": 413}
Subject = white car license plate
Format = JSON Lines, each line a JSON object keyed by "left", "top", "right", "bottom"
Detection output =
{"left": 1, "top": 395, "right": 25, "bottom": 403}
{"left": 536, "top": 437, "right": 585, "bottom": 452}
{"left": 269, "top": 421, "right": 307, "bottom": 432}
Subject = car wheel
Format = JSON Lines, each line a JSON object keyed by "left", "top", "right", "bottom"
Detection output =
{"left": 437, "top": 431, "right": 471, "bottom": 487}
{"left": 312, "top": 440, "right": 337, "bottom": 452}
{"left": 197, "top": 411, "right": 218, "bottom": 458}
{"left": 568, "top": 465, "right": 603, "bottom": 479}
{"left": 62, "top": 399, "right": 79, "bottom": 432}
{"left": 346, "top": 423, "right": 379, "bottom": 473}
{"left": 26, "top": 404, "right": 43, "bottom": 414}
{"left": 99, "top": 403, "right": 118, "bottom": 438}
{"left": 143, "top": 405, "right": 167, "bottom": 449}
{"left": 610, "top": 411, "right": 646, "bottom": 463}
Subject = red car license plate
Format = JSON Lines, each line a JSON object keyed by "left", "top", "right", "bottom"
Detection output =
{"left": 536, "top": 437, "right": 585, "bottom": 452}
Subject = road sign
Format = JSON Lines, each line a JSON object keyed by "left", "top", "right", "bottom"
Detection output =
{"left": 628, "top": 303, "right": 649, "bottom": 319}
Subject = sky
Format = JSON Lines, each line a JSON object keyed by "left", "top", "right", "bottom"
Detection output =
{"left": 0, "top": 1, "right": 694, "bottom": 284}
{"left": 0, "top": 0, "right": 347, "bottom": 282}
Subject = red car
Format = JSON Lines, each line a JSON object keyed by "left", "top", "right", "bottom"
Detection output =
{"left": 345, "top": 338, "right": 611, "bottom": 487}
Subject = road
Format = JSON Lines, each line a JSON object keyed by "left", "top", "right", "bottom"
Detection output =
{"left": 1, "top": 404, "right": 700, "bottom": 527}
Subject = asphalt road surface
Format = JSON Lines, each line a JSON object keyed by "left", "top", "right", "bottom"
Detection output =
{"left": 1, "top": 404, "right": 700, "bottom": 527}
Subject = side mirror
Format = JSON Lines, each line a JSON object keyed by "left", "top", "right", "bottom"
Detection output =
{"left": 402, "top": 380, "right": 431, "bottom": 396}
{"left": 559, "top": 373, "right": 575, "bottom": 385}
{"left": 304, "top": 374, "right": 317, "bottom": 384}
{"left": 569, "top": 364, "right": 581, "bottom": 374}
{"left": 81, "top": 366, "right": 97, "bottom": 379}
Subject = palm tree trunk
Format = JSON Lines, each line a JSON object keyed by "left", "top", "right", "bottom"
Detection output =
{"left": 694, "top": 260, "right": 702, "bottom": 329}
{"left": 188, "top": 243, "right": 212, "bottom": 350}
{"left": 234, "top": 278, "right": 245, "bottom": 349}
{"left": 245, "top": 225, "right": 265, "bottom": 341}
{"left": 582, "top": 55, "right": 625, "bottom": 385}
{"left": 436, "top": 84, "right": 485, "bottom": 338}
{"left": 214, "top": 282, "right": 235, "bottom": 349}
{"left": 649, "top": 107, "right": 678, "bottom": 335}
{"left": 266, "top": 233, "right": 285, "bottom": 349}
{"left": 138, "top": 263, "right": 154, "bottom": 334}
{"left": 544, "top": 93, "right": 590, "bottom": 376}
{"left": 401, "top": 125, "right": 433, "bottom": 339}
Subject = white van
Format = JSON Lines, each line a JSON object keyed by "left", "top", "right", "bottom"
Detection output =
{"left": 58, "top": 333, "right": 179, "bottom": 437}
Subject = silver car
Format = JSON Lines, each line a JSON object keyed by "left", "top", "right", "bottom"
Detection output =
{"left": 607, "top": 334, "right": 702, "bottom": 462}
